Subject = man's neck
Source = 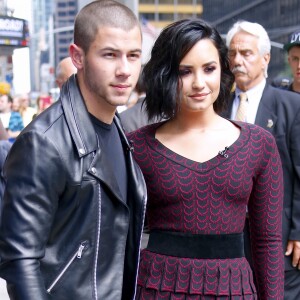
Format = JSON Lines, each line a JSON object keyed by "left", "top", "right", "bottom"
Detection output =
{"left": 292, "top": 81, "right": 300, "bottom": 93}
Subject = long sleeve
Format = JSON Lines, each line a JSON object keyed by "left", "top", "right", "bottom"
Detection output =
{"left": 248, "top": 133, "right": 284, "bottom": 299}
{"left": 0, "top": 131, "right": 65, "bottom": 300}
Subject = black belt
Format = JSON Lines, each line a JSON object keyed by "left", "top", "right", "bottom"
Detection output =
{"left": 147, "top": 230, "right": 244, "bottom": 259}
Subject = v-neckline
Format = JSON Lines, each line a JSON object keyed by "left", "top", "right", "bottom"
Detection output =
{"left": 146, "top": 120, "right": 249, "bottom": 173}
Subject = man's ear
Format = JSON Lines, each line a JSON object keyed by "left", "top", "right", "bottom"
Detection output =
{"left": 262, "top": 52, "right": 270, "bottom": 69}
{"left": 69, "top": 44, "right": 84, "bottom": 70}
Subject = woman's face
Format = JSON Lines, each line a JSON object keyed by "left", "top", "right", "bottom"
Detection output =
{"left": 178, "top": 38, "right": 221, "bottom": 113}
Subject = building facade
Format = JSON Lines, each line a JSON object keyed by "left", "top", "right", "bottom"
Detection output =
{"left": 29, "top": 0, "right": 300, "bottom": 92}
{"left": 201, "top": 0, "right": 300, "bottom": 80}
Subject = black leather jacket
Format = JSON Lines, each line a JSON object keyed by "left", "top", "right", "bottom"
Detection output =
{"left": 0, "top": 75, "right": 147, "bottom": 300}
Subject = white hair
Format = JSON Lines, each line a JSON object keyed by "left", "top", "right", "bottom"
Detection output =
{"left": 226, "top": 20, "right": 271, "bottom": 78}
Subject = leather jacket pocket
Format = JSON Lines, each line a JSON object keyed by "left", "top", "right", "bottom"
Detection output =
{"left": 46, "top": 241, "right": 89, "bottom": 294}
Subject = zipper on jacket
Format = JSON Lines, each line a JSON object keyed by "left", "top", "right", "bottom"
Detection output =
{"left": 46, "top": 241, "right": 88, "bottom": 294}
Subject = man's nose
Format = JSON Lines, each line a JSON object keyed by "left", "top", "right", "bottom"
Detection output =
{"left": 116, "top": 57, "right": 130, "bottom": 77}
{"left": 230, "top": 52, "right": 243, "bottom": 66}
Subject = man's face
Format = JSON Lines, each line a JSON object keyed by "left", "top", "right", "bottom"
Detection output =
{"left": 0, "top": 95, "right": 10, "bottom": 113}
{"left": 228, "top": 31, "right": 270, "bottom": 91}
{"left": 77, "top": 26, "right": 142, "bottom": 112}
{"left": 288, "top": 46, "right": 300, "bottom": 85}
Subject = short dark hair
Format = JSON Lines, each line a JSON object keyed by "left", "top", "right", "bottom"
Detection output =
{"left": 143, "top": 18, "right": 235, "bottom": 120}
{"left": 74, "top": 0, "right": 141, "bottom": 54}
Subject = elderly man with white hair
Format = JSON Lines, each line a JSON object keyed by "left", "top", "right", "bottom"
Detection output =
{"left": 222, "top": 20, "right": 300, "bottom": 299}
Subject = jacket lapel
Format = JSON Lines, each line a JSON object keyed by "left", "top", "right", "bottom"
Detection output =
{"left": 60, "top": 74, "right": 98, "bottom": 157}
{"left": 254, "top": 85, "right": 277, "bottom": 133}
{"left": 88, "top": 146, "right": 125, "bottom": 204}
{"left": 60, "top": 74, "right": 126, "bottom": 204}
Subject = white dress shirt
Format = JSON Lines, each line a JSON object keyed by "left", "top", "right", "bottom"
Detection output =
{"left": 230, "top": 79, "right": 266, "bottom": 124}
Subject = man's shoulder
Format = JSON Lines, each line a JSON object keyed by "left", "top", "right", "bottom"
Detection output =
{"left": 271, "top": 77, "right": 291, "bottom": 90}
{"left": 120, "top": 99, "right": 144, "bottom": 118}
{"left": 264, "top": 84, "right": 300, "bottom": 103}
{"left": 23, "top": 101, "right": 63, "bottom": 134}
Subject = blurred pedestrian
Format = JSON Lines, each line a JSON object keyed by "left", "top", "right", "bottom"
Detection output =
{"left": 0, "top": 1, "right": 146, "bottom": 299}
{"left": 224, "top": 20, "right": 300, "bottom": 299}
{"left": 0, "top": 94, "right": 24, "bottom": 142}
{"left": 128, "top": 18, "right": 284, "bottom": 300}
{"left": 283, "top": 29, "right": 300, "bottom": 93}
{"left": 55, "top": 57, "right": 77, "bottom": 90}
{"left": 120, "top": 72, "right": 161, "bottom": 132}
{"left": 32, "top": 93, "right": 54, "bottom": 119}
{"left": 18, "top": 93, "right": 37, "bottom": 127}
{"left": 0, "top": 119, "right": 10, "bottom": 202}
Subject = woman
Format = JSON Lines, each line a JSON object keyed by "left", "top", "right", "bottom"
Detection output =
{"left": 127, "top": 19, "right": 284, "bottom": 299}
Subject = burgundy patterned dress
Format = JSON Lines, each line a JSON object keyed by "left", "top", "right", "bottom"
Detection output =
{"left": 127, "top": 121, "right": 284, "bottom": 300}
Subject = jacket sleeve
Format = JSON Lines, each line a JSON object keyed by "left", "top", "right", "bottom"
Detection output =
{"left": 0, "top": 131, "right": 66, "bottom": 300}
{"left": 247, "top": 132, "right": 284, "bottom": 300}
{"left": 288, "top": 108, "right": 300, "bottom": 241}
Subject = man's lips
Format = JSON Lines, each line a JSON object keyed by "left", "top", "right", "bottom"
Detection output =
{"left": 111, "top": 84, "right": 131, "bottom": 89}
{"left": 111, "top": 84, "right": 131, "bottom": 93}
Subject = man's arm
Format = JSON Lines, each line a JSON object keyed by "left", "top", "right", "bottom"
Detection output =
{"left": 285, "top": 107, "right": 300, "bottom": 268}
{"left": 0, "top": 131, "right": 65, "bottom": 300}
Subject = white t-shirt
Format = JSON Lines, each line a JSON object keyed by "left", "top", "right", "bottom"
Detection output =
{"left": 0, "top": 112, "right": 11, "bottom": 129}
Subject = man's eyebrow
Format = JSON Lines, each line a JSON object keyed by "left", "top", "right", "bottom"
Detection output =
{"left": 101, "top": 47, "right": 142, "bottom": 53}
{"left": 129, "top": 48, "right": 142, "bottom": 53}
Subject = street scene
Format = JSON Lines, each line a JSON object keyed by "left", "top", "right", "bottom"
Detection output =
{"left": 0, "top": 0, "right": 299, "bottom": 299}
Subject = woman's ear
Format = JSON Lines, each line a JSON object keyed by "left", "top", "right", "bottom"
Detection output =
{"left": 69, "top": 44, "right": 84, "bottom": 70}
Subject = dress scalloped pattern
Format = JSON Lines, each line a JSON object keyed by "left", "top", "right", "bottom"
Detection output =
{"left": 127, "top": 121, "right": 284, "bottom": 300}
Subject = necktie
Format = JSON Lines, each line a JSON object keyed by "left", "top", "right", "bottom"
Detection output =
{"left": 235, "top": 93, "right": 248, "bottom": 121}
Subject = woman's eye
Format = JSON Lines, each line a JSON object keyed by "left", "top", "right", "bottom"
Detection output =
{"left": 205, "top": 66, "right": 216, "bottom": 73}
{"left": 179, "top": 69, "right": 191, "bottom": 76}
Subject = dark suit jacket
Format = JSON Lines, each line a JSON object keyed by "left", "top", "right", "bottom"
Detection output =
{"left": 119, "top": 97, "right": 150, "bottom": 133}
{"left": 223, "top": 84, "right": 300, "bottom": 270}
{"left": 120, "top": 97, "right": 162, "bottom": 133}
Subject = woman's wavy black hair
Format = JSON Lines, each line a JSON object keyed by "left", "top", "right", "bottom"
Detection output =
{"left": 142, "top": 18, "right": 235, "bottom": 120}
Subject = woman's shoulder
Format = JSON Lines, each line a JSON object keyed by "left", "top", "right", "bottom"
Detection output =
{"left": 237, "top": 121, "right": 277, "bottom": 148}
{"left": 126, "top": 121, "right": 164, "bottom": 140}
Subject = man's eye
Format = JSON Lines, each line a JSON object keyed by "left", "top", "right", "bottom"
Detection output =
{"left": 104, "top": 52, "right": 115, "bottom": 58}
{"left": 129, "top": 53, "right": 141, "bottom": 60}
{"left": 243, "top": 51, "right": 252, "bottom": 56}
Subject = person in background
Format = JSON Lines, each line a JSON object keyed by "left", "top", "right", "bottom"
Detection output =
{"left": 55, "top": 56, "right": 77, "bottom": 90}
{"left": 128, "top": 18, "right": 284, "bottom": 299}
{"left": 282, "top": 29, "right": 300, "bottom": 93}
{"left": 0, "top": 119, "right": 10, "bottom": 202}
{"left": 120, "top": 72, "right": 161, "bottom": 132}
{"left": 224, "top": 20, "right": 300, "bottom": 299}
{"left": 18, "top": 93, "right": 37, "bottom": 127}
{"left": 0, "top": 1, "right": 146, "bottom": 299}
{"left": 0, "top": 119, "right": 8, "bottom": 141}
{"left": 11, "top": 96, "right": 20, "bottom": 113}
{"left": 0, "top": 94, "right": 24, "bottom": 142}
{"left": 32, "top": 93, "right": 54, "bottom": 119}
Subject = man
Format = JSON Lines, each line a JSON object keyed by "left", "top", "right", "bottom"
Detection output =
{"left": 0, "top": 94, "right": 24, "bottom": 142}
{"left": 224, "top": 20, "right": 300, "bottom": 299}
{"left": 0, "top": 1, "right": 147, "bottom": 300}
{"left": 17, "top": 93, "right": 37, "bottom": 127}
{"left": 283, "top": 29, "right": 300, "bottom": 93}
{"left": 55, "top": 56, "right": 77, "bottom": 89}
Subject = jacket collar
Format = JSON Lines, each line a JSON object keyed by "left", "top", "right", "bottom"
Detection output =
{"left": 60, "top": 75, "right": 133, "bottom": 157}
{"left": 60, "top": 74, "right": 99, "bottom": 157}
